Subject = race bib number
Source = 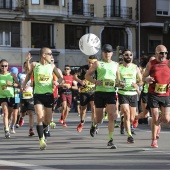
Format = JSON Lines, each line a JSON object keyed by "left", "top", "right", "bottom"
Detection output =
{"left": 85, "top": 80, "right": 95, "bottom": 88}
{"left": 103, "top": 79, "right": 115, "bottom": 88}
{"left": 23, "top": 92, "right": 33, "bottom": 98}
{"left": 38, "top": 74, "right": 50, "bottom": 83}
{"left": 154, "top": 83, "right": 167, "bottom": 94}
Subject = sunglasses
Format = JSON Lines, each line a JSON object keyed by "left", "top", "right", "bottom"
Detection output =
{"left": 124, "top": 53, "right": 132, "bottom": 57}
{"left": 1, "top": 65, "right": 8, "bottom": 68}
{"left": 45, "top": 53, "right": 53, "bottom": 56}
{"left": 159, "top": 52, "right": 168, "bottom": 55}
{"left": 65, "top": 68, "right": 70, "bottom": 70}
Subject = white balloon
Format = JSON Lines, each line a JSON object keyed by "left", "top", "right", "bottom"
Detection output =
{"left": 79, "top": 33, "right": 101, "bottom": 55}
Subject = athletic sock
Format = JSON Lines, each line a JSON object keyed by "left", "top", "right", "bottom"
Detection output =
{"left": 108, "top": 132, "right": 113, "bottom": 141}
{"left": 36, "top": 125, "right": 44, "bottom": 139}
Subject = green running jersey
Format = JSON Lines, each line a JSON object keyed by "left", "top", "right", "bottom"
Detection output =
{"left": 33, "top": 63, "right": 53, "bottom": 94}
{"left": 0, "top": 72, "right": 14, "bottom": 98}
{"left": 96, "top": 60, "right": 117, "bottom": 92}
{"left": 118, "top": 63, "right": 137, "bottom": 95}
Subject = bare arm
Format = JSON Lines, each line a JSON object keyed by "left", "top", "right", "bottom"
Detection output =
{"left": 136, "top": 66, "right": 143, "bottom": 86}
{"left": 85, "top": 61, "right": 98, "bottom": 84}
{"left": 142, "top": 62, "right": 155, "bottom": 84}
{"left": 25, "top": 53, "right": 32, "bottom": 71}
{"left": 22, "top": 62, "right": 35, "bottom": 90}
{"left": 73, "top": 72, "right": 86, "bottom": 86}
{"left": 53, "top": 65, "right": 64, "bottom": 84}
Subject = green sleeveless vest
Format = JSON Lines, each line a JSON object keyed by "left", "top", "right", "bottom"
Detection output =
{"left": 33, "top": 63, "right": 53, "bottom": 94}
{"left": 96, "top": 60, "right": 117, "bottom": 92}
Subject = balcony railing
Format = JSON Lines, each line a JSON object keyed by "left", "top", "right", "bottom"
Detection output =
{"left": 104, "top": 6, "right": 132, "bottom": 19}
{"left": 0, "top": 0, "right": 25, "bottom": 11}
{"left": 68, "top": 3, "right": 94, "bottom": 17}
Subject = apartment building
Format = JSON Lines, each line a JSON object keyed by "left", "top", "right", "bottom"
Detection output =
{"left": 0, "top": 0, "right": 138, "bottom": 71}
{"left": 140, "top": 0, "right": 170, "bottom": 57}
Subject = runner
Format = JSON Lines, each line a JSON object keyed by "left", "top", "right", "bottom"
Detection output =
{"left": 21, "top": 47, "right": 64, "bottom": 150}
{"left": 18, "top": 59, "right": 35, "bottom": 136}
{"left": 85, "top": 44, "right": 120, "bottom": 149}
{"left": 8, "top": 67, "right": 20, "bottom": 134}
{"left": 74, "top": 55, "right": 98, "bottom": 132}
{"left": 58, "top": 65, "right": 77, "bottom": 127}
{"left": 0, "top": 59, "right": 20, "bottom": 138}
{"left": 118, "top": 49, "right": 142, "bottom": 143}
{"left": 143, "top": 45, "right": 170, "bottom": 148}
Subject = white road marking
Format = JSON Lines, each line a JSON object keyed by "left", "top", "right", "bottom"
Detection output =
{"left": 0, "top": 160, "right": 62, "bottom": 170}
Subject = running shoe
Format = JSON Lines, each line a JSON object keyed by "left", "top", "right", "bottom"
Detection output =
{"left": 10, "top": 128, "right": 15, "bottom": 134}
{"left": 114, "top": 122, "right": 120, "bottom": 128}
{"left": 90, "top": 124, "right": 97, "bottom": 137}
{"left": 127, "top": 136, "right": 134, "bottom": 143}
{"left": 156, "top": 124, "right": 161, "bottom": 139}
{"left": 29, "top": 129, "right": 35, "bottom": 136}
{"left": 19, "top": 118, "right": 24, "bottom": 126}
{"left": 96, "top": 124, "right": 99, "bottom": 134}
{"left": 151, "top": 139, "right": 158, "bottom": 148}
{"left": 104, "top": 112, "right": 108, "bottom": 120}
{"left": 62, "top": 122, "right": 67, "bottom": 127}
{"left": 50, "top": 122, "right": 56, "bottom": 129}
{"left": 132, "top": 119, "right": 138, "bottom": 128}
{"left": 5, "top": 131, "right": 10, "bottom": 138}
{"left": 39, "top": 138, "right": 47, "bottom": 150}
{"left": 59, "top": 119, "right": 63, "bottom": 124}
{"left": 77, "top": 123, "right": 84, "bottom": 132}
{"left": 15, "top": 124, "right": 19, "bottom": 128}
{"left": 120, "top": 116, "right": 124, "bottom": 134}
{"left": 45, "top": 130, "right": 51, "bottom": 137}
{"left": 107, "top": 139, "right": 117, "bottom": 149}
{"left": 131, "top": 125, "right": 136, "bottom": 135}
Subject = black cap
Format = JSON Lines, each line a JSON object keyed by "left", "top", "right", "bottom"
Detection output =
{"left": 102, "top": 44, "right": 113, "bottom": 52}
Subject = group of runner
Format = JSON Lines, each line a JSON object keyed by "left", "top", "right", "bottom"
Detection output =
{"left": 0, "top": 44, "right": 170, "bottom": 150}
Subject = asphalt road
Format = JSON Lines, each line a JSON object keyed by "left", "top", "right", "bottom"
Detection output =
{"left": 0, "top": 111, "right": 170, "bottom": 170}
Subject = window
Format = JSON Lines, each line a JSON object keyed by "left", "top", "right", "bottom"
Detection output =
{"left": 44, "top": 0, "right": 59, "bottom": 6}
{"left": 62, "top": 0, "right": 65, "bottom": 7}
{"left": 31, "top": 23, "right": 54, "bottom": 48}
{"left": 0, "top": 22, "right": 20, "bottom": 47}
{"left": 156, "top": 0, "right": 169, "bottom": 15}
{"left": 148, "top": 35, "right": 162, "bottom": 53}
{"left": 0, "top": 0, "right": 12, "bottom": 9}
{"left": 102, "top": 27, "right": 127, "bottom": 50}
{"left": 32, "top": 0, "right": 40, "bottom": 5}
{"left": 111, "top": 0, "right": 121, "bottom": 17}
{"left": 65, "top": 25, "right": 89, "bottom": 49}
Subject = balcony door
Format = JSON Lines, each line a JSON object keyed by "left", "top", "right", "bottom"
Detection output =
{"left": 72, "top": 0, "right": 83, "bottom": 15}
{"left": 111, "top": 0, "right": 120, "bottom": 17}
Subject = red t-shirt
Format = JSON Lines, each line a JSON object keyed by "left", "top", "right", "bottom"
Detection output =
{"left": 148, "top": 59, "right": 170, "bottom": 96}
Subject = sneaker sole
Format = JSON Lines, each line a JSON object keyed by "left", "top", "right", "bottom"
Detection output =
{"left": 40, "top": 143, "right": 47, "bottom": 150}
{"left": 150, "top": 145, "right": 158, "bottom": 148}
{"left": 107, "top": 145, "right": 117, "bottom": 149}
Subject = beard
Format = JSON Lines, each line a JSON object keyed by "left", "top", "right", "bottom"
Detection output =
{"left": 124, "top": 58, "right": 132, "bottom": 63}
{"left": 158, "top": 56, "right": 166, "bottom": 62}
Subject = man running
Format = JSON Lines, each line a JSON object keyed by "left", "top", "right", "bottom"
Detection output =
{"left": 143, "top": 45, "right": 170, "bottom": 148}
{"left": 22, "top": 47, "right": 64, "bottom": 150}
{"left": 74, "top": 55, "right": 98, "bottom": 132}
{"left": 85, "top": 44, "right": 120, "bottom": 149}
{"left": 118, "top": 49, "right": 142, "bottom": 143}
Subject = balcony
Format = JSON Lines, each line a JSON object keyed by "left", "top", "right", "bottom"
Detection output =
{"left": 0, "top": 0, "right": 25, "bottom": 11}
{"left": 104, "top": 6, "right": 132, "bottom": 19}
{"left": 68, "top": 3, "right": 94, "bottom": 17}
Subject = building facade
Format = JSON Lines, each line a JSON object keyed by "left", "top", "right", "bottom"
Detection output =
{"left": 0, "top": 0, "right": 138, "bottom": 71}
{"left": 140, "top": 0, "right": 170, "bottom": 57}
